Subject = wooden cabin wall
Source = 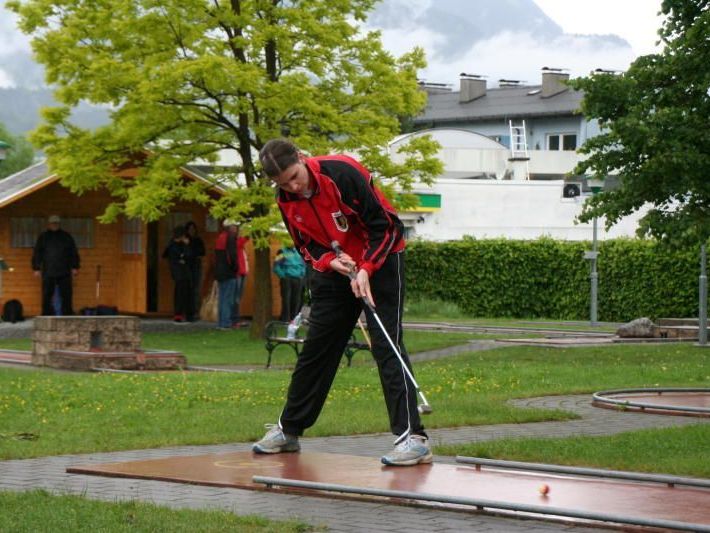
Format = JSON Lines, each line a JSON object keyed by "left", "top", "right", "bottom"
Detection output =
{"left": 1, "top": 182, "right": 291, "bottom": 319}
{"left": 0, "top": 182, "right": 120, "bottom": 316}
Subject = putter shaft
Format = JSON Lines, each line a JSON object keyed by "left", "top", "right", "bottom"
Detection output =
{"left": 331, "top": 241, "right": 432, "bottom": 413}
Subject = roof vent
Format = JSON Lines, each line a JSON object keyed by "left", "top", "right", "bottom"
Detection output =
{"left": 418, "top": 80, "right": 453, "bottom": 95}
{"left": 498, "top": 79, "right": 524, "bottom": 88}
{"left": 592, "top": 68, "right": 622, "bottom": 75}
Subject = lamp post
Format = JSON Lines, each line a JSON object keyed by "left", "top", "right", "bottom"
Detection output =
{"left": 585, "top": 179, "right": 604, "bottom": 326}
{"left": 700, "top": 244, "right": 707, "bottom": 346}
{"left": 0, "top": 259, "right": 9, "bottom": 320}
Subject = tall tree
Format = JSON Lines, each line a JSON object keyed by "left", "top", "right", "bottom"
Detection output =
{"left": 0, "top": 122, "right": 35, "bottom": 179}
{"left": 571, "top": 0, "right": 710, "bottom": 246}
{"left": 8, "top": 0, "right": 441, "bottom": 335}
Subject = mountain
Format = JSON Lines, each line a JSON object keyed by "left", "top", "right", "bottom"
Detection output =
{"left": 369, "top": 0, "right": 565, "bottom": 59}
{"left": 0, "top": 87, "right": 110, "bottom": 136}
{"left": 0, "top": 0, "right": 631, "bottom": 135}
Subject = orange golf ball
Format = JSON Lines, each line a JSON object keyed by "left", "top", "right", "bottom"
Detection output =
{"left": 539, "top": 483, "right": 550, "bottom": 495}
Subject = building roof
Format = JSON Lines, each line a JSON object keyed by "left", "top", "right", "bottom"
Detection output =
{"left": 414, "top": 85, "right": 584, "bottom": 125}
{"left": 0, "top": 161, "right": 57, "bottom": 209}
{"left": 0, "top": 159, "right": 224, "bottom": 210}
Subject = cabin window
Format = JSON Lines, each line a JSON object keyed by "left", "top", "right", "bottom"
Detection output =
{"left": 205, "top": 215, "right": 219, "bottom": 233}
{"left": 122, "top": 217, "right": 142, "bottom": 254}
{"left": 547, "top": 133, "right": 577, "bottom": 151}
{"left": 10, "top": 217, "right": 45, "bottom": 248}
{"left": 10, "top": 217, "right": 93, "bottom": 248}
{"left": 62, "top": 218, "right": 94, "bottom": 248}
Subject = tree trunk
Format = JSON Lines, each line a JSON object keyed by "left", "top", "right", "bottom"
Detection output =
{"left": 250, "top": 246, "right": 273, "bottom": 339}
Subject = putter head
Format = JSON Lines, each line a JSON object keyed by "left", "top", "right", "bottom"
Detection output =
{"left": 417, "top": 403, "right": 433, "bottom": 415}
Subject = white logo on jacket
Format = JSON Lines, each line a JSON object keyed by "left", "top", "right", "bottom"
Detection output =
{"left": 331, "top": 211, "right": 348, "bottom": 232}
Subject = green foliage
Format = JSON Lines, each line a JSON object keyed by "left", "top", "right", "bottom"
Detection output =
{"left": 0, "top": 122, "right": 35, "bottom": 179}
{"left": 570, "top": 1, "right": 710, "bottom": 245}
{"left": 404, "top": 296, "right": 466, "bottom": 319}
{"left": 7, "top": 0, "right": 441, "bottom": 227}
{"left": 406, "top": 238, "right": 701, "bottom": 321}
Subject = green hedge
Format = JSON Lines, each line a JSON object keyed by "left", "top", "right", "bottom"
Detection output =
{"left": 405, "top": 238, "right": 700, "bottom": 322}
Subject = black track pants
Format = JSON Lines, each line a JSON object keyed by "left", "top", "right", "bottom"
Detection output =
{"left": 279, "top": 252, "right": 424, "bottom": 439}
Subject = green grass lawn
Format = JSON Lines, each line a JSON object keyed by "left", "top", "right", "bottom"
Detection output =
{"left": 1, "top": 343, "right": 708, "bottom": 460}
{"left": 436, "top": 423, "right": 710, "bottom": 478}
{"left": 0, "top": 490, "right": 318, "bottom": 533}
{"left": 0, "top": 338, "right": 32, "bottom": 351}
{"left": 0, "top": 328, "right": 508, "bottom": 366}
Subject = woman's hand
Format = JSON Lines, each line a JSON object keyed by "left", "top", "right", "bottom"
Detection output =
{"left": 351, "top": 269, "right": 374, "bottom": 307}
{"left": 329, "top": 252, "right": 356, "bottom": 277}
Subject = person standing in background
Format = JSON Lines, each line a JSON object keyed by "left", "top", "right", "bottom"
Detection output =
{"left": 214, "top": 220, "right": 238, "bottom": 330}
{"left": 185, "top": 221, "right": 206, "bottom": 319}
{"left": 273, "top": 245, "right": 306, "bottom": 322}
{"left": 162, "top": 225, "right": 194, "bottom": 323}
{"left": 231, "top": 227, "right": 250, "bottom": 328}
{"left": 32, "top": 215, "right": 80, "bottom": 316}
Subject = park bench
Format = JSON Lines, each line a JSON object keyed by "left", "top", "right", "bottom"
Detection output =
{"left": 264, "top": 309, "right": 370, "bottom": 368}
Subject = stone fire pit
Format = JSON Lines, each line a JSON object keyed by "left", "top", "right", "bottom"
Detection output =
{"left": 32, "top": 316, "right": 186, "bottom": 371}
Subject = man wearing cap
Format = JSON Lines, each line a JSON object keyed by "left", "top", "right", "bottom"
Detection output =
{"left": 32, "top": 215, "right": 80, "bottom": 315}
{"left": 213, "top": 220, "right": 239, "bottom": 329}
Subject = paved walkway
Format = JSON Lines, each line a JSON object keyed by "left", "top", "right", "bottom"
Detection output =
{"left": 2, "top": 394, "right": 709, "bottom": 532}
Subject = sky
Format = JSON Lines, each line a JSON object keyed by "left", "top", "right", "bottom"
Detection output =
{"left": 369, "top": 0, "right": 665, "bottom": 87}
{"left": 0, "top": 0, "right": 665, "bottom": 89}
{"left": 533, "top": 0, "right": 663, "bottom": 56}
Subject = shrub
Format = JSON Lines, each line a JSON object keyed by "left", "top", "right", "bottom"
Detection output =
{"left": 405, "top": 238, "right": 699, "bottom": 321}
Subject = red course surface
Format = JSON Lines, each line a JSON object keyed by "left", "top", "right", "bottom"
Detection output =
{"left": 68, "top": 451, "right": 710, "bottom": 530}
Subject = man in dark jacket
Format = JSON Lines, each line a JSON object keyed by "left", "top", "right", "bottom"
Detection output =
{"left": 162, "top": 225, "right": 194, "bottom": 323}
{"left": 32, "top": 215, "right": 80, "bottom": 315}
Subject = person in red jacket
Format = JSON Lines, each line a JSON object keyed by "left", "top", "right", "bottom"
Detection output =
{"left": 252, "top": 138, "right": 430, "bottom": 466}
{"left": 231, "top": 230, "right": 250, "bottom": 328}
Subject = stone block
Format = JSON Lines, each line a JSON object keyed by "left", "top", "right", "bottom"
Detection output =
{"left": 616, "top": 317, "right": 655, "bottom": 338}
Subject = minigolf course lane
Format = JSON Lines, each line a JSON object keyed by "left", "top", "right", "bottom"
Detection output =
{"left": 68, "top": 451, "right": 710, "bottom": 531}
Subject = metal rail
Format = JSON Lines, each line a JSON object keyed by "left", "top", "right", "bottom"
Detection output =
{"left": 252, "top": 476, "right": 710, "bottom": 532}
{"left": 593, "top": 388, "right": 710, "bottom": 415}
{"left": 455, "top": 456, "right": 710, "bottom": 489}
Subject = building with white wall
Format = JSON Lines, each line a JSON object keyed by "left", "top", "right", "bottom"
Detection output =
{"left": 389, "top": 126, "right": 643, "bottom": 241}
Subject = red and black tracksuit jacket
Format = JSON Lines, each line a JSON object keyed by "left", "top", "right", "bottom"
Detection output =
{"left": 277, "top": 155, "right": 405, "bottom": 277}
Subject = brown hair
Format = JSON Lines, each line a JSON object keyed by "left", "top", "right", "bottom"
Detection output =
{"left": 259, "top": 138, "right": 300, "bottom": 178}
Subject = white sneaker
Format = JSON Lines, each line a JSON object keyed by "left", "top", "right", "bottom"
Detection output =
{"left": 252, "top": 424, "right": 300, "bottom": 454}
{"left": 381, "top": 435, "right": 433, "bottom": 466}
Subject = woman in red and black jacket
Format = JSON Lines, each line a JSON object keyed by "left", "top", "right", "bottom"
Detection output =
{"left": 252, "top": 138, "right": 430, "bottom": 467}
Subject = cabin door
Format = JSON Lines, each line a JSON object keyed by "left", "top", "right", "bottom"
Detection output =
{"left": 146, "top": 221, "right": 159, "bottom": 312}
{"left": 115, "top": 218, "right": 148, "bottom": 313}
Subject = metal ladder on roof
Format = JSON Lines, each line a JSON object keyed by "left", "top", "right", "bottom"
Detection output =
{"left": 508, "top": 119, "right": 530, "bottom": 180}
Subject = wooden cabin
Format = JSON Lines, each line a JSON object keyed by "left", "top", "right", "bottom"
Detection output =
{"left": 0, "top": 161, "right": 282, "bottom": 318}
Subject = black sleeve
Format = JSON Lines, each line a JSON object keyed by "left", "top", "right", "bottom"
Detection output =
{"left": 68, "top": 234, "right": 80, "bottom": 269}
{"left": 320, "top": 159, "right": 403, "bottom": 270}
{"left": 32, "top": 233, "right": 45, "bottom": 271}
{"left": 193, "top": 237, "right": 206, "bottom": 258}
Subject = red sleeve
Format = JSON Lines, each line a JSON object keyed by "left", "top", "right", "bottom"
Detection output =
{"left": 215, "top": 232, "right": 227, "bottom": 250}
